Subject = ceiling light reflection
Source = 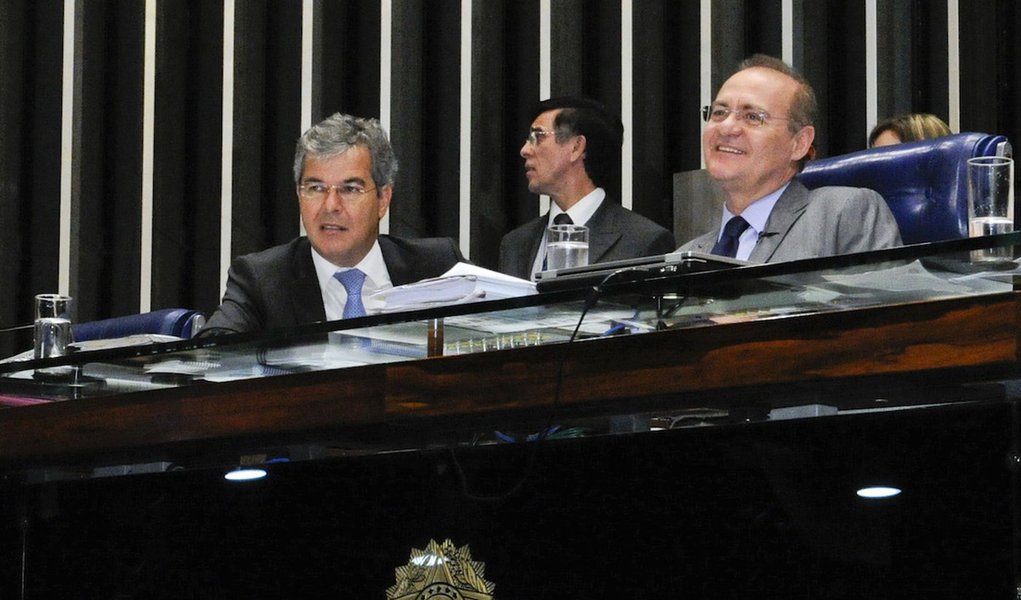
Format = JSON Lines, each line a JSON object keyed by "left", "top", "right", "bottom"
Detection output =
{"left": 856, "top": 486, "right": 901, "bottom": 499}
{"left": 224, "top": 467, "right": 267, "bottom": 482}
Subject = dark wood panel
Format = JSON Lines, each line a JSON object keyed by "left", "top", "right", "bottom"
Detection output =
{"left": 0, "top": 293, "right": 1018, "bottom": 473}
{"left": 0, "top": 364, "right": 388, "bottom": 464}
{"left": 386, "top": 295, "right": 1020, "bottom": 419}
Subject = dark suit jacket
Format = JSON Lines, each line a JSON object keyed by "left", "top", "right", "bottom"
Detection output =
{"left": 678, "top": 179, "right": 902, "bottom": 262}
{"left": 498, "top": 198, "right": 677, "bottom": 279}
{"left": 202, "top": 235, "right": 464, "bottom": 334}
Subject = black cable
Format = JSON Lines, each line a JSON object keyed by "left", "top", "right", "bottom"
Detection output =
{"left": 450, "top": 266, "right": 651, "bottom": 502}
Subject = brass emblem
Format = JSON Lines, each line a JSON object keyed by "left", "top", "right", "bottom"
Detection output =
{"left": 386, "top": 539, "right": 495, "bottom": 600}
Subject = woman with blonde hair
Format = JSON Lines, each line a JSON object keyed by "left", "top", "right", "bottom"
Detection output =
{"left": 868, "top": 113, "right": 952, "bottom": 147}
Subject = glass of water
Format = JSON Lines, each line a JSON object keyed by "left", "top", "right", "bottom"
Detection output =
{"left": 967, "top": 156, "right": 1014, "bottom": 262}
{"left": 34, "top": 293, "right": 73, "bottom": 359}
{"left": 545, "top": 224, "right": 589, "bottom": 271}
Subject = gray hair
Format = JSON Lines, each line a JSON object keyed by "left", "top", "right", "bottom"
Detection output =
{"left": 292, "top": 113, "right": 398, "bottom": 189}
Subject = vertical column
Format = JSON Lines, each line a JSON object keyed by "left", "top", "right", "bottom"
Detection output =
{"left": 301, "top": 0, "right": 316, "bottom": 134}
{"left": 699, "top": 0, "right": 712, "bottom": 169}
{"left": 219, "top": 0, "right": 236, "bottom": 299}
{"left": 380, "top": 0, "right": 392, "bottom": 235}
{"left": 946, "top": 0, "right": 960, "bottom": 132}
{"left": 59, "top": 0, "right": 83, "bottom": 297}
{"left": 298, "top": 0, "right": 315, "bottom": 238}
{"left": 458, "top": 0, "right": 472, "bottom": 257}
{"left": 620, "top": 0, "right": 633, "bottom": 210}
{"left": 538, "top": 0, "right": 552, "bottom": 216}
{"left": 140, "top": 0, "right": 158, "bottom": 313}
{"left": 782, "top": 0, "right": 793, "bottom": 64}
{"left": 865, "top": 0, "right": 877, "bottom": 141}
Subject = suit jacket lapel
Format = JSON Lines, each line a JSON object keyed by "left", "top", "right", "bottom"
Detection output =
{"left": 687, "top": 231, "right": 719, "bottom": 254}
{"left": 291, "top": 238, "right": 327, "bottom": 323}
{"left": 524, "top": 217, "right": 547, "bottom": 271}
{"left": 585, "top": 199, "right": 623, "bottom": 264}
{"left": 749, "top": 180, "right": 811, "bottom": 262}
{"left": 378, "top": 235, "right": 416, "bottom": 285}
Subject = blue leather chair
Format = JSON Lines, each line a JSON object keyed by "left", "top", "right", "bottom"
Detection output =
{"left": 72, "top": 308, "right": 206, "bottom": 342}
{"left": 798, "top": 132, "right": 1013, "bottom": 244}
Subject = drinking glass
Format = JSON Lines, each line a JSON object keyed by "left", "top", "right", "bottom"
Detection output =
{"left": 545, "top": 224, "right": 589, "bottom": 271}
{"left": 967, "top": 156, "right": 1014, "bottom": 262}
{"left": 34, "top": 293, "right": 73, "bottom": 359}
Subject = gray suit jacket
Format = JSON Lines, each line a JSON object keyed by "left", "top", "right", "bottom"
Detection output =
{"left": 202, "top": 235, "right": 464, "bottom": 334}
{"left": 678, "top": 179, "right": 902, "bottom": 262}
{"left": 498, "top": 198, "right": 676, "bottom": 279}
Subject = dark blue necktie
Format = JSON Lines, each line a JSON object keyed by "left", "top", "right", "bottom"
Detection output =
{"left": 542, "top": 213, "right": 575, "bottom": 270}
{"left": 334, "top": 269, "right": 367, "bottom": 318}
{"left": 711, "top": 216, "right": 750, "bottom": 258}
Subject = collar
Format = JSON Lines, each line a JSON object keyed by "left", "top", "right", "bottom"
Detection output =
{"left": 720, "top": 182, "right": 790, "bottom": 237}
{"left": 550, "top": 187, "right": 605, "bottom": 226}
{"left": 310, "top": 239, "right": 393, "bottom": 293}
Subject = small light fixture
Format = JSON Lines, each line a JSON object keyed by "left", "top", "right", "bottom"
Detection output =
{"left": 856, "top": 486, "right": 901, "bottom": 499}
{"left": 224, "top": 467, "right": 267, "bottom": 482}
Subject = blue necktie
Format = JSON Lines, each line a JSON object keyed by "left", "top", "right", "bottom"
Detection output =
{"left": 711, "top": 216, "right": 750, "bottom": 258}
{"left": 334, "top": 269, "right": 367, "bottom": 318}
{"left": 542, "top": 213, "right": 575, "bottom": 270}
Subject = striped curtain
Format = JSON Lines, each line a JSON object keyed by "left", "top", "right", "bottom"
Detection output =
{"left": 0, "top": 0, "right": 1018, "bottom": 357}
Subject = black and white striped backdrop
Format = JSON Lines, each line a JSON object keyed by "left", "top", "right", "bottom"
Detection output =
{"left": 0, "top": 0, "right": 1018, "bottom": 351}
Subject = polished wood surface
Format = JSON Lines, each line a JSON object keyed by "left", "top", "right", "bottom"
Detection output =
{"left": 0, "top": 293, "right": 1018, "bottom": 470}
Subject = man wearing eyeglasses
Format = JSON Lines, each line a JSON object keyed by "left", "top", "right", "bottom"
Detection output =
{"left": 678, "top": 54, "right": 901, "bottom": 261}
{"left": 498, "top": 96, "right": 676, "bottom": 280}
{"left": 203, "top": 113, "right": 464, "bottom": 333}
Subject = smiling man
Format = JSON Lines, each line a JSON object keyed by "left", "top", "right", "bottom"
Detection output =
{"left": 678, "top": 55, "right": 901, "bottom": 262}
{"left": 203, "top": 113, "right": 464, "bottom": 334}
{"left": 498, "top": 96, "right": 675, "bottom": 280}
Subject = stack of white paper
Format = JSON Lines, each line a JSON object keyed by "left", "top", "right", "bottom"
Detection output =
{"left": 368, "top": 275, "right": 484, "bottom": 312}
{"left": 441, "top": 262, "right": 537, "bottom": 298}
{"left": 367, "top": 262, "right": 536, "bottom": 313}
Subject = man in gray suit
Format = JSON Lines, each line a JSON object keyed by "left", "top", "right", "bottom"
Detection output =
{"left": 678, "top": 55, "right": 901, "bottom": 262}
{"left": 499, "top": 97, "right": 676, "bottom": 280}
{"left": 203, "top": 113, "right": 463, "bottom": 334}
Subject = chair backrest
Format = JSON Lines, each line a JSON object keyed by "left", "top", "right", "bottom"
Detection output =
{"left": 797, "top": 132, "right": 1012, "bottom": 244}
{"left": 72, "top": 308, "right": 206, "bottom": 342}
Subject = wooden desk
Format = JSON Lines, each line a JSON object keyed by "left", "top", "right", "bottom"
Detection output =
{"left": 0, "top": 292, "right": 1017, "bottom": 473}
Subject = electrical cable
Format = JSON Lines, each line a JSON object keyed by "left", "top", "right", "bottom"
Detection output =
{"left": 450, "top": 266, "right": 652, "bottom": 502}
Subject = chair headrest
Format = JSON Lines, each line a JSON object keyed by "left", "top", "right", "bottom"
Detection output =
{"left": 798, "top": 132, "right": 1011, "bottom": 244}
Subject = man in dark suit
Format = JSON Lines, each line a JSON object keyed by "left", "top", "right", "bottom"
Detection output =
{"left": 203, "top": 113, "right": 464, "bottom": 334}
{"left": 678, "top": 55, "right": 901, "bottom": 261}
{"left": 498, "top": 97, "right": 676, "bottom": 280}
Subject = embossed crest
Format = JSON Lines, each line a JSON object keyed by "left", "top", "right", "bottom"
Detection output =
{"left": 386, "top": 539, "right": 495, "bottom": 600}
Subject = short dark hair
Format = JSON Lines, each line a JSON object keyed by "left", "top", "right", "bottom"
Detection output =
{"left": 736, "top": 54, "right": 818, "bottom": 133}
{"left": 531, "top": 96, "right": 623, "bottom": 189}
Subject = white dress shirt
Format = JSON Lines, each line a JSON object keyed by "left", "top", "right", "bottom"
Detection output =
{"left": 310, "top": 240, "right": 394, "bottom": 320}
{"left": 530, "top": 187, "right": 606, "bottom": 279}
{"left": 717, "top": 183, "right": 789, "bottom": 260}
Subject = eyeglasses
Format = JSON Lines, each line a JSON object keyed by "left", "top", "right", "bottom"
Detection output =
{"left": 701, "top": 104, "right": 794, "bottom": 128}
{"left": 525, "top": 129, "right": 557, "bottom": 146}
{"left": 297, "top": 182, "right": 377, "bottom": 203}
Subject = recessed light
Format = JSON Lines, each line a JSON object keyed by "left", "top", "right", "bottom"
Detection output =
{"left": 224, "top": 467, "right": 267, "bottom": 482}
{"left": 856, "top": 486, "right": 901, "bottom": 499}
